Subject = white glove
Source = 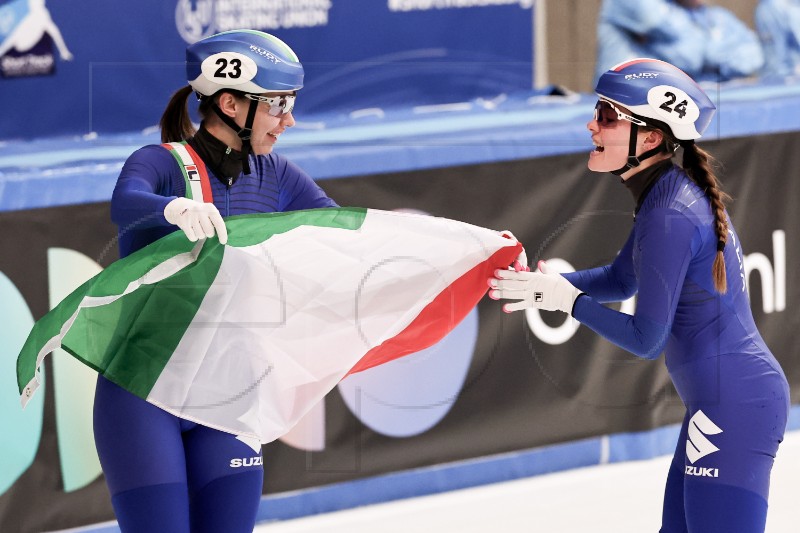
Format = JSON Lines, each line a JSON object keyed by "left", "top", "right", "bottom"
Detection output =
{"left": 499, "top": 230, "right": 530, "bottom": 272}
{"left": 164, "top": 197, "right": 228, "bottom": 244}
{"left": 489, "top": 266, "right": 583, "bottom": 314}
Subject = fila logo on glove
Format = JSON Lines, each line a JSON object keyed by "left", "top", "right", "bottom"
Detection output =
{"left": 534, "top": 292, "right": 544, "bottom": 302}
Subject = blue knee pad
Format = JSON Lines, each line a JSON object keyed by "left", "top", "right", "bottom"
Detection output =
{"left": 684, "top": 482, "right": 767, "bottom": 533}
{"left": 189, "top": 471, "right": 264, "bottom": 533}
{"left": 661, "top": 471, "right": 768, "bottom": 533}
{"left": 112, "top": 482, "right": 190, "bottom": 533}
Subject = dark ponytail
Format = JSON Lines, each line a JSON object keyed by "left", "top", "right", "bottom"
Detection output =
{"left": 681, "top": 142, "right": 732, "bottom": 293}
{"left": 159, "top": 85, "right": 197, "bottom": 143}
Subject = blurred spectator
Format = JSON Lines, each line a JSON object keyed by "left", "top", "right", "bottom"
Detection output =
{"left": 756, "top": 0, "right": 800, "bottom": 78}
{"left": 595, "top": 0, "right": 764, "bottom": 84}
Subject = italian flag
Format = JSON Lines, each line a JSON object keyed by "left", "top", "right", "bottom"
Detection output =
{"left": 17, "top": 208, "right": 520, "bottom": 443}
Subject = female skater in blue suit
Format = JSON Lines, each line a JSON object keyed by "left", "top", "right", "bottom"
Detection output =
{"left": 94, "top": 30, "right": 336, "bottom": 532}
{"left": 490, "top": 58, "right": 789, "bottom": 533}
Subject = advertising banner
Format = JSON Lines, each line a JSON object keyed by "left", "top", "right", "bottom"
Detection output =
{"left": 0, "top": 0, "right": 535, "bottom": 140}
{"left": 0, "top": 131, "right": 798, "bottom": 531}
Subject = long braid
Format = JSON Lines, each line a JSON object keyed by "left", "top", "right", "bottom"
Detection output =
{"left": 682, "top": 142, "right": 732, "bottom": 293}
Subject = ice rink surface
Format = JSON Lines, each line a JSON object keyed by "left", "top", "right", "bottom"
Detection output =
{"left": 256, "top": 430, "right": 800, "bottom": 533}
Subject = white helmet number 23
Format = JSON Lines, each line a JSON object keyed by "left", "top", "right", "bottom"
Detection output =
{"left": 201, "top": 52, "right": 258, "bottom": 86}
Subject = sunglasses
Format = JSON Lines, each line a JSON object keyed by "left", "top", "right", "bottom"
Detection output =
{"left": 593, "top": 100, "right": 647, "bottom": 127}
{"left": 244, "top": 93, "right": 296, "bottom": 116}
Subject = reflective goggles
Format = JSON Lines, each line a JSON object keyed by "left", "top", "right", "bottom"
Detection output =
{"left": 244, "top": 93, "right": 296, "bottom": 116}
{"left": 593, "top": 99, "right": 647, "bottom": 127}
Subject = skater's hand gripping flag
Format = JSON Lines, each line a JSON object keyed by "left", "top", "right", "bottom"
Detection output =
{"left": 164, "top": 197, "right": 228, "bottom": 244}
{"left": 499, "top": 230, "right": 529, "bottom": 272}
{"left": 489, "top": 260, "right": 583, "bottom": 314}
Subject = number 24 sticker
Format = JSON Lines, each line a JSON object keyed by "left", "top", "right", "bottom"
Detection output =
{"left": 660, "top": 92, "right": 688, "bottom": 118}
{"left": 647, "top": 85, "right": 699, "bottom": 123}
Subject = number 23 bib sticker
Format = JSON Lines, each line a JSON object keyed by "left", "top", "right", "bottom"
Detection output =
{"left": 647, "top": 85, "right": 700, "bottom": 124}
{"left": 201, "top": 52, "right": 258, "bottom": 86}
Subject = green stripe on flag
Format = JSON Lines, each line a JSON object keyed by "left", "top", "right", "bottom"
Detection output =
{"left": 17, "top": 208, "right": 365, "bottom": 399}
{"left": 85, "top": 232, "right": 202, "bottom": 297}
{"left": 60, "top": 243, "right": 225, "bottom": 398}
{"left": 225, "top": 207, "right": 367, "bottom": 247}
{"left": 90, "top": 209, "right": 364, "bottom": 296}
{"left": 16, "top": 276, "right": 95, "bottom": 396}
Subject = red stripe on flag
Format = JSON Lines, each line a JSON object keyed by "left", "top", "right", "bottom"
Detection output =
{"left": 345, "top": 243, "right": 522, "bottom": 376}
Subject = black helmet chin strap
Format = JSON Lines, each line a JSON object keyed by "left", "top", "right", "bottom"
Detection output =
{"left": 210, "top": 95, "right": 260, "bottom": 175}
{"left": 610, "top": 122, "right": 665, "bottom": 177}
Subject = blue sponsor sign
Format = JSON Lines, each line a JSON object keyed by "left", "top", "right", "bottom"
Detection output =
{"left": 1, "top": 0, "right": 535, "bottom": 139}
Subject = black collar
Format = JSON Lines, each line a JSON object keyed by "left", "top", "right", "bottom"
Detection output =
{"left": 622, "top": 159, "right": 674, "bottom": 215}
{"left": 187, "top": 125, "right": 244, "bottom": 185}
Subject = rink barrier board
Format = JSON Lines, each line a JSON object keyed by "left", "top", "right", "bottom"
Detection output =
{"left": 47, "top": 411, "right": 800, "bottom": 532}
{"left": 3, "top": 82, "right": 800, "bottom": 213}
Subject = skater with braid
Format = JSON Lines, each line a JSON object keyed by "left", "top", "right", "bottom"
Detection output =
{"left": 490, "top": 59, "right": 789, "bottom": 533}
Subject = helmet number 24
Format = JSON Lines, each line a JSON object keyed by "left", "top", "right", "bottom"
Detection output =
{"left": 214, "top": 58, "right": 242, "bottom": 79}
{"left": 659, "top": 92, "right": 688, "bottom": 119}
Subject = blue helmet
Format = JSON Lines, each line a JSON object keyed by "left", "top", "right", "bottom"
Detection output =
{"left": 186, "top": 30, "right": 304, "bottom": 97}
{"left": 595, "top": 58, "right": 715, "bottom": 140}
